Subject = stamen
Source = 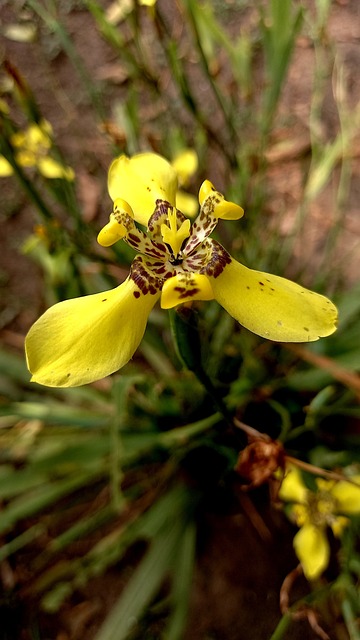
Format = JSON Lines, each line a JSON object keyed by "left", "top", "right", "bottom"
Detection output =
{"left": 160, "top": 207, "right": 191, "bottom": 258}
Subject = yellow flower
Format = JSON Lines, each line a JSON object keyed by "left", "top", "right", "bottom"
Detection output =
{"left": 171, "top": 149, "right": 198, "bottom": 187}
{"left": 279, "top": 465, "right": 360, "bottom": 580}
{"left": 171, "top": 148, "right": 199, "bottom": 217}
{"left": 0, "top": 120, "right": 74, "bottom": 180}
{"left": 25, "top": 152, "right": 337, "bottom": 388}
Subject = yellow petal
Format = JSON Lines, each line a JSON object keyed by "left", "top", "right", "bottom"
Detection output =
{"left": 213, "top": 199, "right": 244, "bottom": 220}
{"left": 171, "top": 149, "right": 198, "bottom": 186}
{"left": 211, "top": 258, "right": 338, "bottom": 342}
{"left": 292, "top": 503, "right": 309, "bottom": 527}
{"left": 198, "top": 180, "right": 244, "bottom": 220}
{"left": 37, "top": 157, "right": 75, "bottom": 180}
{"left": 15, "top": 149, "right": 37, "bottom": 167}
{"left": 98, "top": 198, "right": 135, "bottom": 247}
{"left": 331, "top": 476, "right": 360, "bottom": 514}
{"left": 0, "top": 156, "right": 14, "bottom": 177}
{"left": 161, "top": 273, "right": 214, "bottom": 309}
{"left": 108, "top": 153, "right": 178, "bottom": 226}
{"left": 279, "top": 466, "right": 307, "bottom": 504}
{"left": 330, "top": 515, "right": 349, "bottom": 538}
{"left": 294, "top": 524, "right": 330, "bottom": 580}
{"left": 11, "top": 130, "right": 27, "bottom": 148}
{"left": 26, "top": 122, "right": 52, "bottom": 150}
{"left": 175, "top": 190, "right": 198, "bottom": 217}
{"left": 25, "top": 279, "right": 159, "bottom": 387}
{"left": 97, "top": 217, "right": 127, "bottom": 247}
{"left": 12, "top": 122, "right": 51, "bottom": 153}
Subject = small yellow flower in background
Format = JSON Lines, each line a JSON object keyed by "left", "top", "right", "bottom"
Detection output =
{"left": 171, "top": 149, "right": 199, "bottom": 217}
{"left": 25, "top": 152, "right": 337, "bottom": 388}
{"left": 171, "top": 149, "right": 198, "bottom": 186}
{"left": 279, "top": 465, "right": 360, "bottom": 580}
{"left": 106, "top": 0, "right": 156, "bottom": 25}
{"left": 0, "top": 120, "right": 74, "bottom": 181}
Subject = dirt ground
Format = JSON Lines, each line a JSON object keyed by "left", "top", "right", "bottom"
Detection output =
{"left": 1, "top": 0, "right": 360, "bottom": 638}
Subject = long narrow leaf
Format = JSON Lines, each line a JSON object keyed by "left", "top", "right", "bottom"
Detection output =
{"left": 95, "top": 520, "right": 184, "bottom": 640}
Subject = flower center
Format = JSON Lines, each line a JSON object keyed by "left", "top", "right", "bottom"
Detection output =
{"left": 160, "top": 207, "right": 191, "bottom": 262}
{"left": 307, "top": 490, "right": 337, "bottom": 527}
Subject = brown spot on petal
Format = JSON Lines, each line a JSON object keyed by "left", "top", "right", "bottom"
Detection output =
{"left": 130, "top": 255, "right": 163, "bottom": 296}
{"left": 201, "top": 240, "right": 231, "bottom": 278}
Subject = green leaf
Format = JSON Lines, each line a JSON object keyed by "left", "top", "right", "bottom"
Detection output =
{"left": 164, "top": 520, "right": 196, "bottom": 640}
{"left": 0, "top": 469, "right": 103, "bottom": 534}
{"left": 95, "top": 486, "right": 194, "bottom": 640}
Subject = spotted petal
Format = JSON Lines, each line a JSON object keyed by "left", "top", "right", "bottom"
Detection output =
{"left": 210, "top": 258, "right": 338, "bottom": 342}
{"left": 108, "top": 153, "right": 178, "bottom": 226}
{"left": 293, "top": 524, "right": 329, "bottom": 580}
{"left": 161, "top": 273, "right": 214, "bottom": 309}
{"left": 25, "top": 279, "right": 159, "bottom": 387}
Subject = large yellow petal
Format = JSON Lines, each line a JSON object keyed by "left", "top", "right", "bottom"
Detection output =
{"left": 25, "top": 279, "right": 159, "bottom": 387}
{"left": 108, "top": 153, "right": 178, "bottom": 226}
{"left": 294, "top": 524, "right": 330, "bottom": 580}
{"left": 211, "top": 259, "right": 338, "bottom": 342}
{"left": 331, "top": 476, "right": 360, "bottom": 515}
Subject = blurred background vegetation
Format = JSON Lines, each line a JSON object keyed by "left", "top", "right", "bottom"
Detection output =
{"left": 0, "top": 0, "right": 360, "bottom": 638}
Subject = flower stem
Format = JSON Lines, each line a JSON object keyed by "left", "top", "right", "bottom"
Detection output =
{"left": 169, "top": 307, "right": 239, "bottom": 432}
{"left": 268, "top": 613, "right": 292, "bottom": 640}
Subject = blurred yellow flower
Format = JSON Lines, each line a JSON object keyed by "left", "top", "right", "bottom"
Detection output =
{"left": 26, "top": 152, "right": 337, "bottom": 388}
{"left": 279, "top": 465, "right": 360, "bottom": 580}
{"left": 0, "top": 120, "right": 74, "bottom": 180}
{"left": 106, "top": 0, "right": 156, "bottom": 24}
{"left": 171, "top": 148, "right": 199, "bottom": 217}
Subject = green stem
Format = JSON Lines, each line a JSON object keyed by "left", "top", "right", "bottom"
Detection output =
{"left": 269, "top": 613, "right": 292, "bottom": 640}
{"left": 169, "top": 307, "right": 239, "bottom": 432}
{"left": 342, "top": 598, "right": 360, "bottom": 640}
{"left": 159, "top": 412, "right": 223, "bottom": 448}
